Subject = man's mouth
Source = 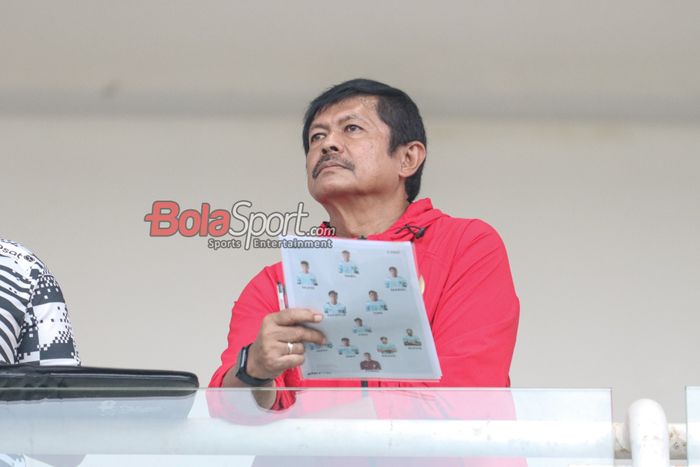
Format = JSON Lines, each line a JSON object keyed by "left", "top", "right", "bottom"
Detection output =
{"left": 312, "top": 156, "right": 354, "bottom": 179}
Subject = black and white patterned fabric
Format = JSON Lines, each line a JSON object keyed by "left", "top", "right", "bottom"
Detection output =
{"left": 0, "top": 238, "right": 80, "bottom": 366}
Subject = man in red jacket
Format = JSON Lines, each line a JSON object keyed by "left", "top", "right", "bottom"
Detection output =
{"left": 210, "top": 79, "right": 520, "bottom": 411}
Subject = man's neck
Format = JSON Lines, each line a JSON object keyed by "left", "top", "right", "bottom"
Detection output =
{"left": 324, "top": 194, "right": 409, "bottom": 238}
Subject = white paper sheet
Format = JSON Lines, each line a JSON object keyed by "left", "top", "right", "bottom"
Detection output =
{"left": 280, "top": 236, "right": 442, "bottom": 381}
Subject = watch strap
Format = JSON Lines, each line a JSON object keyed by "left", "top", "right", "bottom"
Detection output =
{"left": 235, "top": 344, "right": 273, "bottom": 387}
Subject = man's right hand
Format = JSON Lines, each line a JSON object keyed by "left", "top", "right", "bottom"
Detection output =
{"left": 245, "top": 308, "right": 326, "bottom": 381}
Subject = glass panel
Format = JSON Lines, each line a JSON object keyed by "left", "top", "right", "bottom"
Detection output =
{"left": 0, "top": 388, "right": 613, "bottom": 467}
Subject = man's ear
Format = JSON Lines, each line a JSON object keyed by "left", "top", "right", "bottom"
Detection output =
{"left": 397, "top": 141, "right": 427, "bottom": 179}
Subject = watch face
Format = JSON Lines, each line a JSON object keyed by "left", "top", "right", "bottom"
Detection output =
{"left": 238, "top": 345, "right": 248, "bottom": 368}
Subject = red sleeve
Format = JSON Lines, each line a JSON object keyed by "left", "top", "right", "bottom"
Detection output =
{"left": 209, "top": 264, "right": 281, "bottom": 387}
{"left": 209, "top": 263, "right": 299, "bottom": 410}
{"left": 431, "top": 219, "right": 519, "bottom": 387}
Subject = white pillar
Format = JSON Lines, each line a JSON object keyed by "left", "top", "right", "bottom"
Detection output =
{"left": 625, "top": 399, "right": 670, "bottom": 467}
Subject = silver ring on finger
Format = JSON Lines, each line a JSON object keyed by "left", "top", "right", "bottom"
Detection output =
{"left": 287, "top": 342, "right": 294, "bottom": 355}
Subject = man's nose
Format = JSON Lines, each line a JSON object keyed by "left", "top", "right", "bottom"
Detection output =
{"left": 321, "top": 131, "right": 342, "bottom": 154}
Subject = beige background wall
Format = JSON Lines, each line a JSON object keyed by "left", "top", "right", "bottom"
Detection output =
{"left": 1, "top": 115, "right": 698, "bottom": 420}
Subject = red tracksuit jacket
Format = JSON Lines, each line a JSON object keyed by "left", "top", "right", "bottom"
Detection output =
{"left": 210, "top": 198, "right": 520, "bottom": 409}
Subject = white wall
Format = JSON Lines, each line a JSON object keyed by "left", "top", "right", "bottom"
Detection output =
{"left": 1, "top": 115, "right": 698, "bottom": 421}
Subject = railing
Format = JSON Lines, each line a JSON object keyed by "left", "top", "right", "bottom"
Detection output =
{"left": 1, "top": 387, "right": 698, "bottom": 466}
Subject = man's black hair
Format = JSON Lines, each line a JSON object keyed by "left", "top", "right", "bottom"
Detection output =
{"left": 303, "top": 78, "right": 427, "bottom": 203}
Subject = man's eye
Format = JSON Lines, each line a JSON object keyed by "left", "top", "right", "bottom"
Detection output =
{"left": 345, "top": 124, "right": 361, "bottom": 132}
{"left": 310, "top": 133, "right": 324, "bottom": 142}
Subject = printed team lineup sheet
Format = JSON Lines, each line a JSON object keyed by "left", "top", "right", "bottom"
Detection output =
{"left": 281, "top": 236, "right": 442, "bottom": 381}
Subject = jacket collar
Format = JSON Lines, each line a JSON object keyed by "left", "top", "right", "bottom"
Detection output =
{"left": 319, "top": 198, "right": 444, "bottom": 242}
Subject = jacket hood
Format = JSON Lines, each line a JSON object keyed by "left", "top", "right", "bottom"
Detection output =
{"left": 320, "top": 198, "right": 446, "bottom": 242}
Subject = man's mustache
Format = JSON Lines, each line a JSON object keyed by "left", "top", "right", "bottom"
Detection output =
{"left": 312, "top": 154, "right": 355, "bottom": 179}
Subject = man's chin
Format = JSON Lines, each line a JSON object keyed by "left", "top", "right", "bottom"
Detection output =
{"left": 309, "top": 183, "right": 360, "bottom": 203}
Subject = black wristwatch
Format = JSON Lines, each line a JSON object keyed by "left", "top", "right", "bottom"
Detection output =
{"left": 235, "top": 344, "right": 273, "bottom": 387}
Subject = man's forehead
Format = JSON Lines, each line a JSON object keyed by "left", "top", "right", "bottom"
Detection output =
{"left": 312, "top": 96, "right": 379, "bottom": 124}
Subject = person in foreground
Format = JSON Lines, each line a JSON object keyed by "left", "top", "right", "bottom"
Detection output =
{"left": 210, "top": 79, "right": 520, "bottom": 410}
{"left": 0, "top": 238, "right": 81, "bottom": 467}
